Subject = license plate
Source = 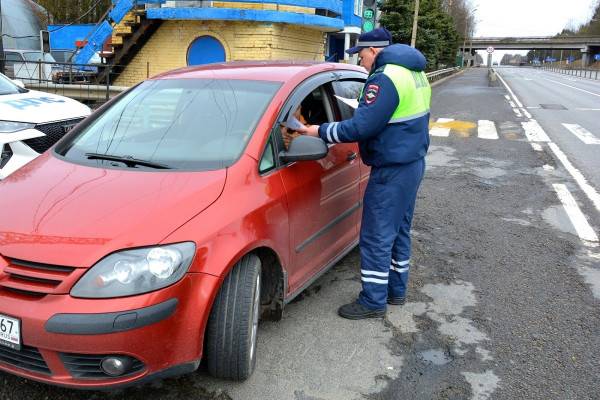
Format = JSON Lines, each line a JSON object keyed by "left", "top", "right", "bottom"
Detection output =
{"left": 0, "top": 314, "right": 21, "bottom": 350}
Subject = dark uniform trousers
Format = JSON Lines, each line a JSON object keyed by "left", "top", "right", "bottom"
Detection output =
{"left": 358, "top": 158, "right": 426, "bottom": 310}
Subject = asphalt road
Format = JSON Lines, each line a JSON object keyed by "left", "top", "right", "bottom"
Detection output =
{"left": 2, "top": 68, "right": 599, "bottom": 400}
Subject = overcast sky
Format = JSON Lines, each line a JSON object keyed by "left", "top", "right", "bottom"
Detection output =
{"left": 472, "top": 0, "right": 598, "bottom": 61}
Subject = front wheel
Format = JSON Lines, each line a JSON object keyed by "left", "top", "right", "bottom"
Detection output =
{"left": 205, "top": 254, "right": 262, "bottom": 380}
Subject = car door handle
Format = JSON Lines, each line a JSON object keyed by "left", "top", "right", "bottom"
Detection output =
{"left": 347, "top": 152, "right": 357, "bottom": 162}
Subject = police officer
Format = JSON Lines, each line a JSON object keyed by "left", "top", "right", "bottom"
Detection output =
{"left": 299, "top": 28, "right": 431, "bottom": 320}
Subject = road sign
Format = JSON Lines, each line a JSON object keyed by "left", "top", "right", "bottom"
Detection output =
{"left": 487, "top": 47, "right": 494, "bottom": 54}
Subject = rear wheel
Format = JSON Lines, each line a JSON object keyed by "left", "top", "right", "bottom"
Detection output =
{"left": 205, "top": 254, "right": 262, "bottom": 380}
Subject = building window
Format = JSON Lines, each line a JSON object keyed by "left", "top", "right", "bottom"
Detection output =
{"left": 186, "top": 36, "right": 226, "bottom": 66}
{"left": 354, "top": 0, "right": 363, "bottom": 16}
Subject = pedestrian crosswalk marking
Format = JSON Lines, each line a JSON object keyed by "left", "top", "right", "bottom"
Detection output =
{"left": 522, "top": 120, "right": 551, "bottom": 142}
{"left": 477, "top": 120, "right": 499, "bottom": 140}
{"left": 429, "top": 118, "right": 454, "bottom": 137}
{"left": 562, "top": 123, "right": 600, "bottom": 145}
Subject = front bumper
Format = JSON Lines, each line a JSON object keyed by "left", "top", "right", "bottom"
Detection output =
{"left": 0, "top": 273, "right": 220, "bottom": 389}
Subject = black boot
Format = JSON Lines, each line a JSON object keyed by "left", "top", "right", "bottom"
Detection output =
{"left": 338, "top": 301, "right": 385, "bottom": 320}
{"left": 387, "top": 296, "right": 406, "bottom": 305}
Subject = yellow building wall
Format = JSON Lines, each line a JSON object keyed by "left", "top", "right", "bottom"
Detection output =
{"left": 114, "top": 20, "right": 326, "bottom": 87}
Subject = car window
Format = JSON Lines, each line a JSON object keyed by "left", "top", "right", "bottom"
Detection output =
{"left": 22, "top": 52, "right": 55, "bottom": 62}
{"left": 332, "top": 80, "right": 365, "bottom": 120}
{"left": 56, "top": 78, "right": 282, "bottom": 171}
{"left": 259, "top": 136, "right": 276, "bottom": 174}
{"left": 4, "top": 52, "right": 23, "bottom": 66}
{"left": 0, "top": 73, "right": 21, "bottom": 95}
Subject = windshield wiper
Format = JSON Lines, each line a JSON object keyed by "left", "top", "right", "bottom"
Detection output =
{"left": 85, "top": 153, "right": 172, "bottom": 169}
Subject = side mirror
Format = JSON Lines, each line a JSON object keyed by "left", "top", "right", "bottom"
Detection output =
{"left": 12, "top": 80, "right": 25, "bottom": 89}
{"left": 279, "top": 135, "right": 328, "bottom": 163}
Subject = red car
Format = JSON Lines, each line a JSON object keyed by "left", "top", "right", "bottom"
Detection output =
{"left": 0, "top": 61, "right": 369, "bottom": 389}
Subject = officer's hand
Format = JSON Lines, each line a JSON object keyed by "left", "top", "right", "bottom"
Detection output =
{"left": 298, "top": 125, "right": 320, "bottom": 137}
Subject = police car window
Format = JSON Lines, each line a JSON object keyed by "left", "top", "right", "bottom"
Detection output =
{"left": 332, "top": 80, "right": 365, "bottom": 120}
{"left": 0, "top": 74, "right": 21, "bottom": 95}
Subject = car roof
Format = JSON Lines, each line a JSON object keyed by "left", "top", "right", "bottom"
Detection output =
{"left": 151, "top": 61, "right": 366, "bottom": 82}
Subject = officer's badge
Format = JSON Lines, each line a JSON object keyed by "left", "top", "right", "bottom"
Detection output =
{"left": 365, "top": 84, "right": 380, "bottom": 104}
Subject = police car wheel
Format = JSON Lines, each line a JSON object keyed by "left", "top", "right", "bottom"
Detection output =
{"left": 205, "top": 254, "right": 262, "bottom": 381}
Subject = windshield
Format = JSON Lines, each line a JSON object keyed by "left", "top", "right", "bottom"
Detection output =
{"left": 22, "top": 52, "right": 56, "bottom": 62}
{"left": 0, "top": 73, "right": 20, "bottom": 95}
{"left": 56, "top": 79, "right": 281, "bottom": 171}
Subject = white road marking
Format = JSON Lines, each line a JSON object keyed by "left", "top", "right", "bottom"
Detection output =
{"left": 575, "top": 108, "right": 600, "bottom": 111}
{"left": 526, "top": 106, "right": 541, "bottom": 109}
{"left": 522, "top": 109, "right": 532, "bottom": 119}
{"left": 542, "top": 78, "right": 600, "bottom": 98}
{"left": 543, "top": 165, "right": 555, "bottom": 171}
{"left": 495, "top": 72, "right": 524, "bottom": 108}
{"left": 552, "top": 184, "right": 599, "bottom": 242}
{"left": 562, "top": 124, "right": 600, "bottom": 145}
{"left": 430, "top": 118, "right": 453, "bottom": 137}
{"left": 531, "top": 143, "right": 543, "bottom": 152}
{"left": 477, "top": 120, "right": 499, "bottom": 140}
{"left": 509, "top": 101, "right": 517, "bottom": 108}
{"left": 504, "top": 95, "right": 511, "bottom": 101}
{"left": 522, "top": 120, "right": 551, "bottom": 142}
{"left": 549, "top": 143, "right": 600, "bottom": 213}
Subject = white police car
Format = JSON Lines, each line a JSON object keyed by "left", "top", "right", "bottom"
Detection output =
{"left": 0, "top": 72, "right": 91, "bottom": 179}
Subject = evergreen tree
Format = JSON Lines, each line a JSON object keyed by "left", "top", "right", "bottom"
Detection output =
{"left": 380, "top": 0, "right": 460, "bottom": 70}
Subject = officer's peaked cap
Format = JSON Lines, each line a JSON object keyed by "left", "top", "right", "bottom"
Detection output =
{"left": 346, "top": 28, "right": 393, "bottom": 55}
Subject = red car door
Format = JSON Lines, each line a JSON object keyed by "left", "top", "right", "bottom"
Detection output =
{"left": 277, "top": 82, "right": 361, "bottom": 296}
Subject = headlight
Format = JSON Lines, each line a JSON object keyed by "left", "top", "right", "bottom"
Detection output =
{"left": 71, "top": 242, "right": 195, "bottom": 298}
{"left": 0, "top": 121, "right": 34, "bottom": 133}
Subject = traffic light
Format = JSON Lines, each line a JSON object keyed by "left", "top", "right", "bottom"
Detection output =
{"left": 362, "top": 0, "right": 377, "bottom": 33}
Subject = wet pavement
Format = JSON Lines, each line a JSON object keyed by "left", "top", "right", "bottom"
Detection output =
{"left": 2, "top": 68, "right": 599, "bottom": 400}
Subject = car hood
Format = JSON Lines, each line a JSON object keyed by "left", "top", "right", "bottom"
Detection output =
{"left": 0, "top": 89, "right": 90, "bottom": 124}
{"left": 0, "top": 154, "right": 226, "bottom": 267}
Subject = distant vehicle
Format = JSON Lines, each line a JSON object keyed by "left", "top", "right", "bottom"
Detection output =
{"left": 3, "top": 49, "right": 55, "bottom": 83}
{"left": 0, "top": 72, "right": 91, "bottom": 178}
{"left": 50, "top": 49, "right": 102, "bottom": 84}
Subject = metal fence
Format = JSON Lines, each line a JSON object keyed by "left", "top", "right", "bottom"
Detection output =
{"left": 426, "top": 67, "right": 461, "bottom": 83}
{"left": 542, "top": 65, "right": 600, "bottom": 80}
{"left": 3, "top": 58, "right": 125, "bottom": 104}
{"left": 6, "top": 61, "right": 463, "bottom": 106}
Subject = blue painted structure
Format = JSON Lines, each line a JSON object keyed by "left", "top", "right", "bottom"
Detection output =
{"left": 74, "top": 0, "right": 359, "bottom": 65}
{"left": 48, "top": 24, "right": 96, "bottom": 50}
{"left": 146, "top": 7, "right": 343, "bottom": 31}
{"left": 187, "top": 36, "right": 226, "bottom": 65}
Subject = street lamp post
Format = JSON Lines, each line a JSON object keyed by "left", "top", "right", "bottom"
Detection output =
{"left": 410, "top": 0, "right": 420, "bottom": 48}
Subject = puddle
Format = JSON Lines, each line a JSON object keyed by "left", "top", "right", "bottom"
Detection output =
{"left": 426, "top": 145, "right": 458, "bottom": 168}
{"left": 419, "top": 349, "right": 452, "bottom": 366}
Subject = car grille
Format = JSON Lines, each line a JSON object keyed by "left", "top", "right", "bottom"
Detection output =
{"left": 60, "top": 353, "right": 145, "bottom": 380}
{"left": 0, "top": 345, "right": 51, "bottom": 375}
{"left": 23, "top": 118, "right": 84, "bottom": 154}
{"left": 0, "top": 258, "right": 84, "bottom": 296}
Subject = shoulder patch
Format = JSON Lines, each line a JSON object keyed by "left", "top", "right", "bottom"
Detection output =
{"left": 365, "top": 84, "right": 380, "bottom": 104}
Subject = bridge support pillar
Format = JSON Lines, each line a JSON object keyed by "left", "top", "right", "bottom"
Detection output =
{"left": 581, "top": 46, "right": 590, "bottom": 68}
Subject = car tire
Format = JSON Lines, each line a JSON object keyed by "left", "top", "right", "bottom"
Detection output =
{"left": 205, "top": 254, "right": 262, "bottom": 381}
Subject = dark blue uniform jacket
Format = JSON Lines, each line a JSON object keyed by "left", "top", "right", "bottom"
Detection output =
{"left": 318, "top": 44, "right": 430, "bottom": 167}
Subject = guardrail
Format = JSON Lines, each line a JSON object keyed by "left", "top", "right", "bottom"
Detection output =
{"left": 542, "top": 65, "right": 600, "bottom": 80}
{"left": 426, "top": 67, "right": 461, "bottom": 83}
{"left": 18, "top": 63, "right": 463, "bottom": 106}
